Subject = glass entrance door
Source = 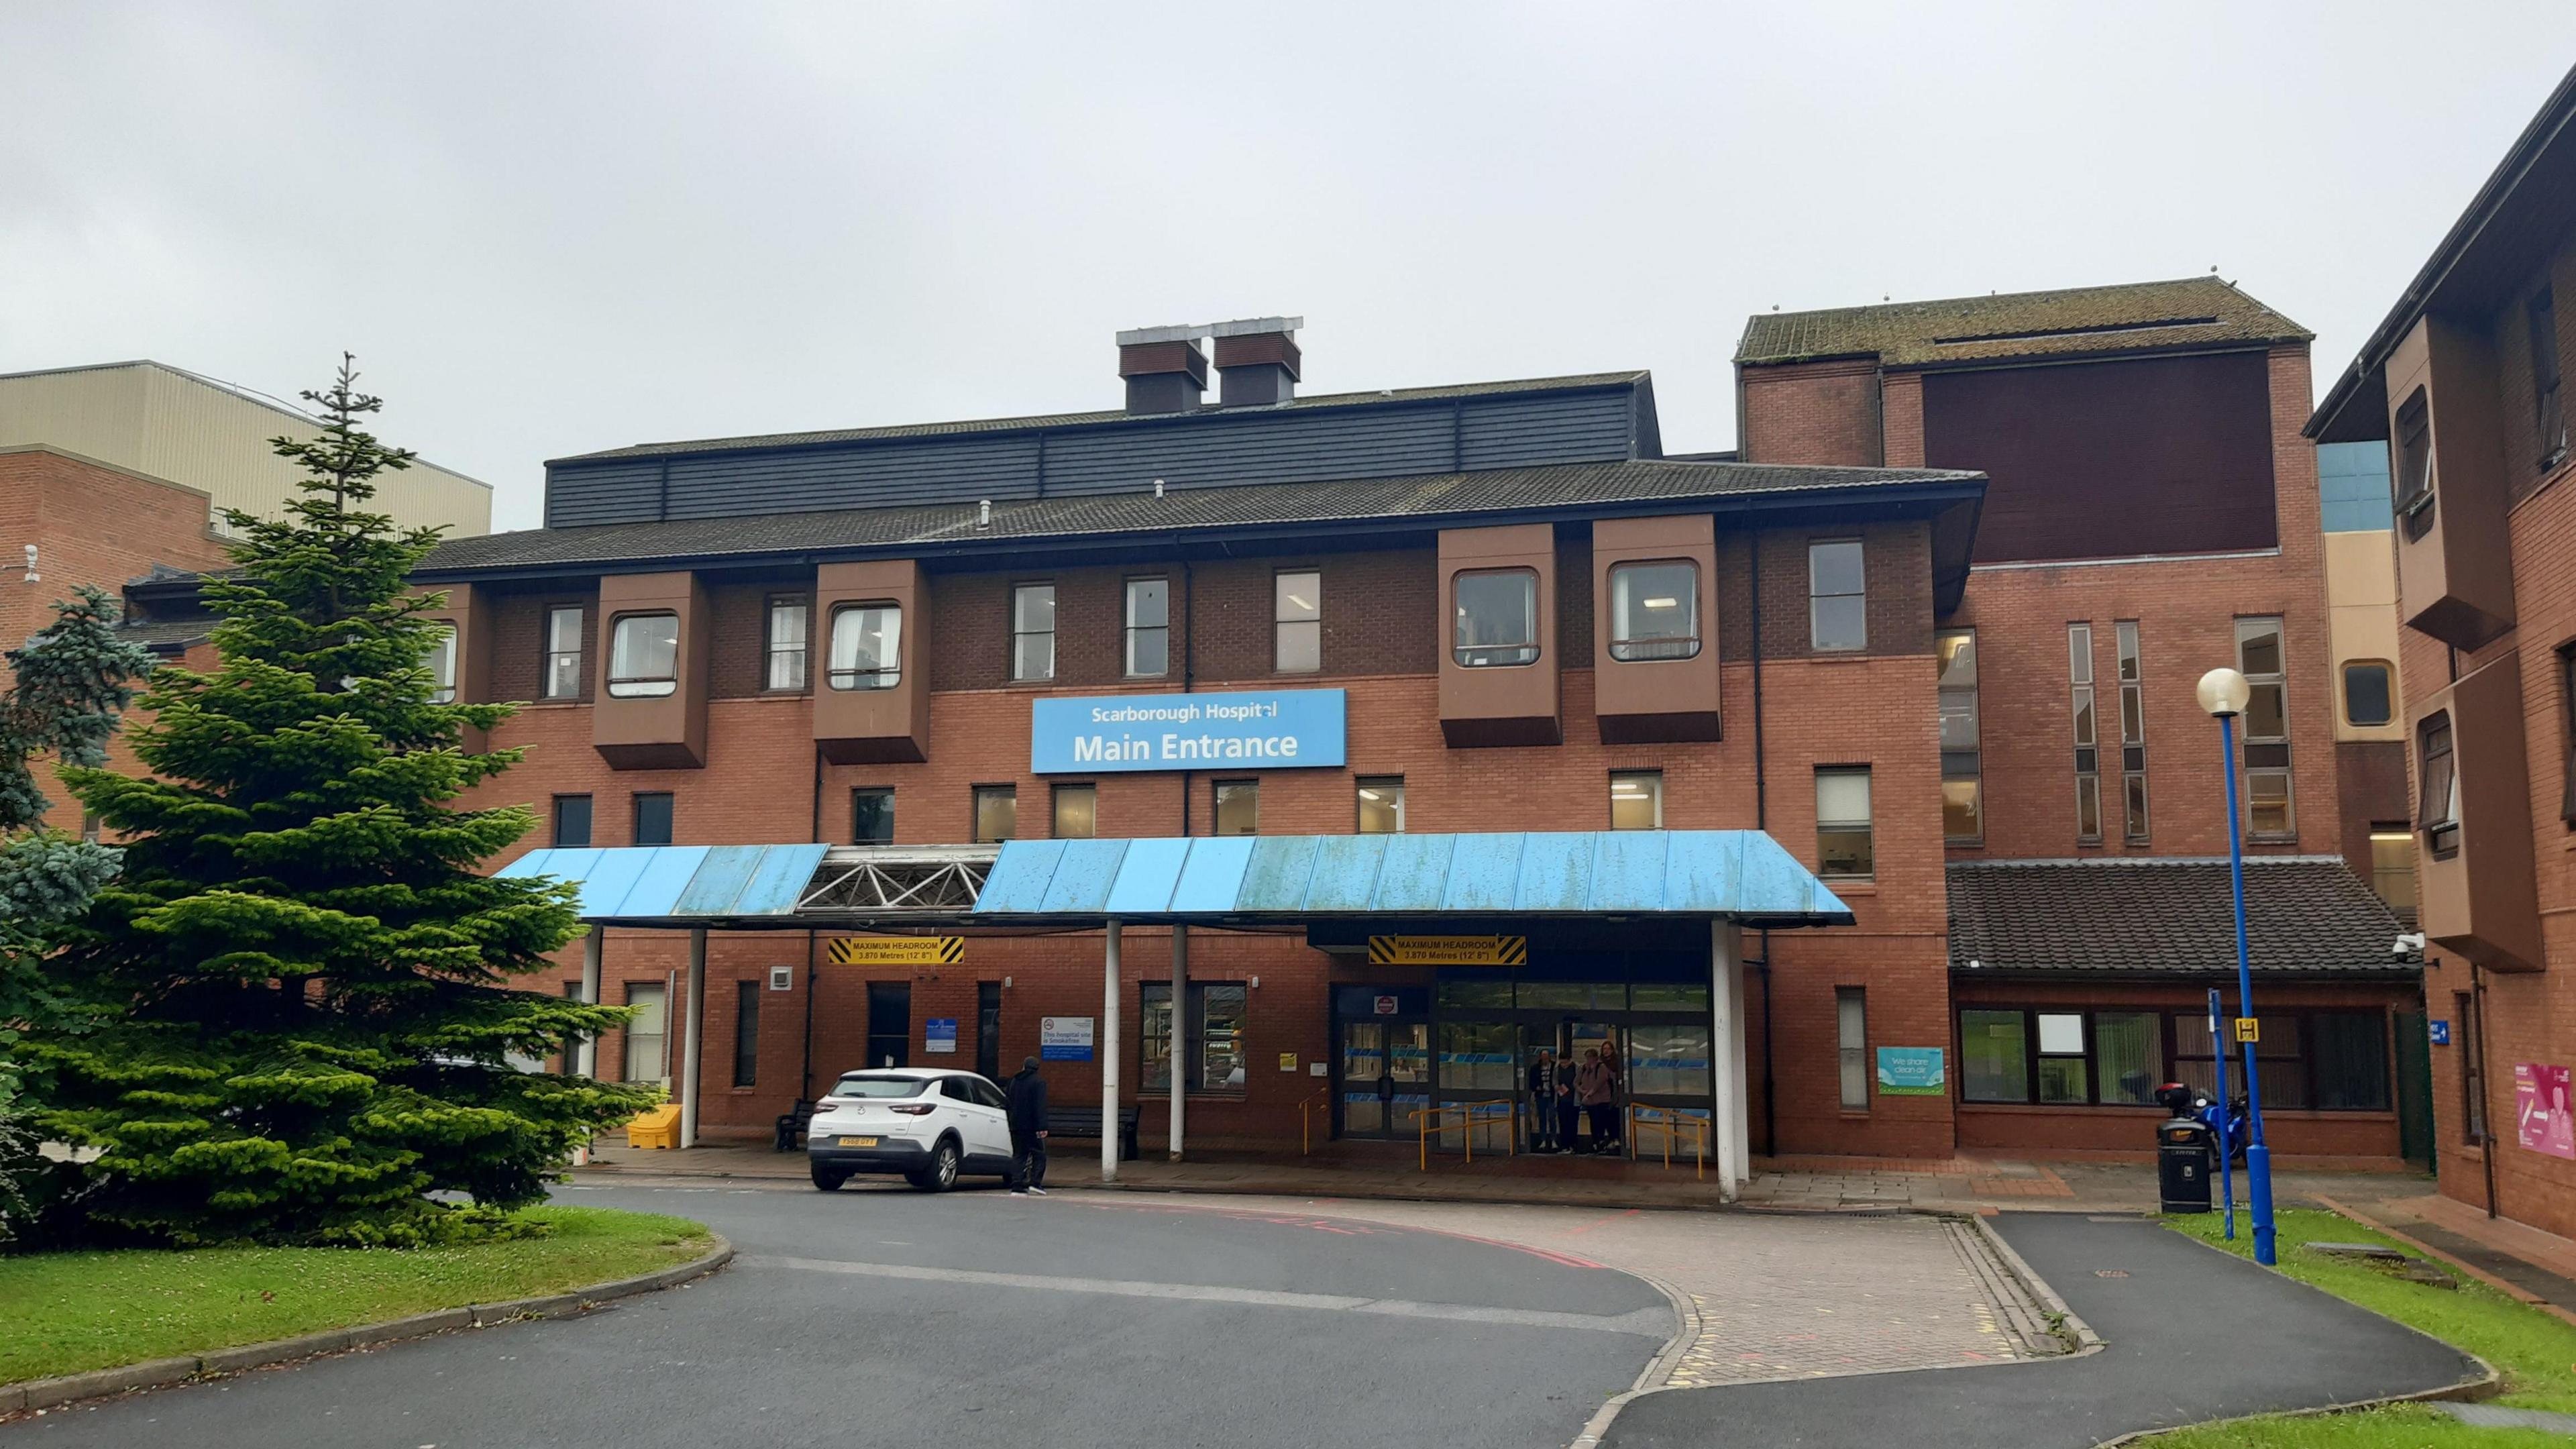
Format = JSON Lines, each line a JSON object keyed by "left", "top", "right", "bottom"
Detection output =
{"left": 1567, "top": 1020, "right": 1626, "bottom": 1152}
{"left": 1340, "top": 1019, "right": 1429, "bottom": 1139}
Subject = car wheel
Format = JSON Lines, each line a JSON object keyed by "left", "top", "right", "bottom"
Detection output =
{"left": 910, "top": 1138, "right": 960, "bottom": 1193}
{"left": 811, "top": 1165, "right": 849, "bottom": 1192}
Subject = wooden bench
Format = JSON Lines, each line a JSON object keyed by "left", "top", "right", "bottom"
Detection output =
{"left": 773, "top": 1099, "right": 817, "bottom": 1152}
{"left": 1046, "top": 1104, "right": 1141, "bottom": 1161}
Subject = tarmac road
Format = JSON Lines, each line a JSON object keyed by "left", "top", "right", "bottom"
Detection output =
{"left": 3, "top": 1182, "right": 1672, "bottom": 1449}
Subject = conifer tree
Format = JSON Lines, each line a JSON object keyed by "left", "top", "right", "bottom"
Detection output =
{"left": 28, "top": 358, "right": 653, "bottom": 1246}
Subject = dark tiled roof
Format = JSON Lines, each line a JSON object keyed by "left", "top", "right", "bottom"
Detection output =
{"left": 1948, "top": 857, "right": 2416, "bottom": 977}
{"left": 113, "top": 616, "right": 216, "bottom": 653}
{"left": 1736, "top": 277, "right": 2310, "bottom": 370}
{"left": 556, "top": 371, "right": 1650, "bottom": 462}
{"left": 419, "top": 458, "right": 1980, "bottom": 575}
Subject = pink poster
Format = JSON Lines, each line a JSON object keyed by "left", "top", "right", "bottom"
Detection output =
{"left": 2514, "top": 1063, "right": 2576, "bottom": 1161}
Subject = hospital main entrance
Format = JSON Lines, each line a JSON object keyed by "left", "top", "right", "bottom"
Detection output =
{"left": 1330, "top": 957, "right": 1719, "bottom": 1157}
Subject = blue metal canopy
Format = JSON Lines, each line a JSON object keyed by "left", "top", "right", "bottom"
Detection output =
{"left": 495, "top": 844, "right": 832, "bottom": 924}
{"left": 971, "top": 830, "right": 1851, "bottom": 926}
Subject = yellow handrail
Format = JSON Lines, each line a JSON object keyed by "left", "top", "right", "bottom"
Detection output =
{"left": 1627, "top": 1105, "right": 1711, "bottom": 1180}
{"left": 1297, "top": 1091, "right": 1332, "bottom": 1156}
{"left": 1407, "top": 1099, "right": 1517, "bottom": 1171}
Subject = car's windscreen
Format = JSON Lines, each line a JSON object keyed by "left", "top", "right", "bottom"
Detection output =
{"left": 828, "top": 1076, "right": 930, "bottom": 1099}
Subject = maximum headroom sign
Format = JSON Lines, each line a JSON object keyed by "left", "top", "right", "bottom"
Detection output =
{"left": 828, "top": 936, "right": 964, "bottom": 966}
{"left": 1368, "top": 935, "right": 1528, "bottom": 966}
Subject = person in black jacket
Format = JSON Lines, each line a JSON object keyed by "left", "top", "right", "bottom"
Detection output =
{"left": 1526, "top": 1048, "right": 1564, "bottom": 1153}
{"left": 1006, "top": 1057, "right": 1050, "bottom": 1195}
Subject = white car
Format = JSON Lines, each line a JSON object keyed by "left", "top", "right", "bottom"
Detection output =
{"left": 806, "top": 1068, "right": 1017, "bottom": 1193}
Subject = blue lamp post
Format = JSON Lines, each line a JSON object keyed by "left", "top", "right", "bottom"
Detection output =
{"left": 2198, "top": 666, "right": 2276, "bottom": 1266}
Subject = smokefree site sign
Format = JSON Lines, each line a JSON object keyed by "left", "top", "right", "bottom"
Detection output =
{"left": 1031, "top": 688, "right": 1347, "bottom": 774}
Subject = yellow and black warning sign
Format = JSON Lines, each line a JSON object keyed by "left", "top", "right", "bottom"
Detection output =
{"left": 2231, "top": 1016, "right": 2261, "bottom": 1045}
{"left": 1366, "top": 934, "right": 1527, "bottom": 966}
{"left": 828, "top": 936, "right": 965, "bottom": 966}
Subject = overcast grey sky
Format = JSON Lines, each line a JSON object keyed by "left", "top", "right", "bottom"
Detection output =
{"left": 4, "top": 5, "right": 2568, "bottom": 531}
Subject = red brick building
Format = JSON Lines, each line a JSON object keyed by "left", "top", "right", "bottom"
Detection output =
{"left": 2308, "top": 65, "right": 2576, "bottom": 1236}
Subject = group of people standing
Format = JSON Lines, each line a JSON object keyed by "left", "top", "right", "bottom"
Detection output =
{"left": 1525, "top": 1044, "right": 1623, "bottom": 1155}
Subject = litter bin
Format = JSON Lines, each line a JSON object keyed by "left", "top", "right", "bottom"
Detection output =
{"left": 2157, "top": 1116, "right": 2213, "bottom": 1213}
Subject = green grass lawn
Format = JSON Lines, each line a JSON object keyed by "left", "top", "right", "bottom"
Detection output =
{"left": 2137, "top": 1206, "right": 2576, "bottom": 1446}
{"left": 0, "top": 1205, "right": 714, "bottom": 1384}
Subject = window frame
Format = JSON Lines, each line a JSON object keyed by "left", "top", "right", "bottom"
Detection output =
{"left": 551, "top": 793, "right": 594, "bottom": 848}
{"left": 1451, "top": 568, "right": 1540, "bottom": 668}
{"left": 1836, "top": 987, "right": 1868, "bottom": 1111}
{"left": 2457, "top": 990, "right": 2487, "bottom": 1144}
{"left": 542, "top": 604, "right": 586, "bottom": 702}
{"left": 1607, "top": 558, "right": 1702, "bottom": 662}
{"left": 631, "top": 791, "right": 674, "bottom": 847}
{"left": 1609, "top": 769, "right": 1663, "bottom": 831}
{"left": 1807, "top": 539, "right": 1867, "bottom": 652}
{"left": 850, "top": 787, "right": 894, "bottom": 845}
{"left": 1124, "top": 577, "right": 1171, "bottom": 679}
{"left": 2418, "top": 710, "right": 2459, "bottom": 858}
{"left": 1275, "top": 569, "right": 1322, "bottom": 674}
{"left": 971, "top": 784, "right": 1018, "bottom": 844}
{"left": 1051, "top": 782, "right": 1097, "bottom": 840}
{"left": 2341, "top": 659, "right": 2395, "bottom": 729}
{"left": 1959, "top": 1006, "right": 2386, "bottom": 1112}
{"left": 2531, "top": 286, "right": 2565, "bottom": 471}
{"left": 2235, "top": 616, "right": 2295, "bottom": 841}
{"left": 1356, "top": 775, "right": 1405, "bottom": 834}
{"left": 2116, "top": 621, "right": 2148, "bottom": 844}
{"left": 2070, "top": 623, "right": 2102, "bottom": 845}
{"left": 1814, "top": 765, "right": 1873, "bottom": 879}
{"left": 826, "top": 600, "right": 904, "bottom": 692}
{"left": 424, "top": 621, "right": 458, "bottom": 704}
{"left": 1140, "top": 980, "right": 1250, "bottom": 1096}
{"left": 1212, "top": 778, "right": 1259, "bottom": 837}
{"left": 764, "top": 594, "right": 810, "bottom": 692}
{"left": 1938, "top": 627, "right": 1981, "bottom": 845}
{"left": 2395, "top": 387, "right": 2435, "bottom": 542}
{"left": 604, "top": 610, "right": 681, "bottom": 699}
{"left": 2559, "top": 642, "right": 2576, "bottom": 828}
{"left": 2369, "top": 826, "right": 2417, "bottom": 916}
{"left": 1010, "top": 583, "right": 1057, "bottom": 683}
{"left": 733, "top": 979, "right": 760, "bottom": 1087}
{"left": 623, "top": 980, "right": 669, "bottom": 1085}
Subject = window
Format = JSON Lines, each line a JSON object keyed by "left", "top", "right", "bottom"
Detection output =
{"left": 623, "top": 981, "right": 667, "bottom": 1083}
{"left": 1125, "top": 578, "right": 1169, "bottom": 678}
{"left": 2029, "top": 1012, "right": 2086, "bottom": 1104}
{"left": 976, "top": 981, "right": 1003, "bottom": 1081}
{"left": 1356, "top": 776, "right": 1405, "bottom": 834}
{"left": 1609, "top": 560, "right": 1699, "bottom": 661}
{"left": 1975, "top": 1007, "right": 2385, "bottom": 1110}
{"left": 2070, "top": 624, "right": 2101, "bottom": 844}
{"left": 1960, "top": 1009, "right": 2029, "bottom": 1104}
{"left": 2561, "top": 644, "right": 2576, "bottom": 827}
{"left": 2318, "top": 440, "right": 2396, "bottom": 532}
{"left": 765, "top": 596, "right": 808, "bottom": 690}
{"left": 606, "top": 612, "right": 680, "bottom": 698}
{"left": 1011, "top": 584, "right": 1055, "bottom": 681}
{"left": 1051, "top": 783, "right": 1097, "bottom": 839}
{"left": 733, "top": 981, "right": 759, "bottom": 1087}
{"left": 424, "top": 623, "right": 458, "bottom": 704}
{"left": 2457, "top": 991, "right": 2486, "bottom": 1142}
{"left": 632, "top": 792, "right": 674, "bottom": 847}
{"left": 551, "top": 794, "right": 594, "bottom": 847}
{"left": 543, "top": 604, "right": 585, "bottom": 700}
{"left": 1609, "top": 770, "right": 1662, "bottom": 830}
{"left": 1808, "top": 539, "right": 1866, "bottom": 651}
{"left": 2093, "top": 1012, "right": 2164, "bottom": 1106}
{"left": 866, "top": 981, "right": 910, "bottom": 1069}
{"left": 78, "top": 810, "right": 101, "bottom": 845}
{"left": 2236, "top": 618, "right": 2294, "bottom": 838}
{"left": 1275, "top": 570, "right": 1321, "bottom": 674}
{"left": 2118, "top": 621, "right": 2148, "bottom": 843}
{"left": 972, "top": 785, "right": 1017, "bottom": 844}
{"left": 1452, "top": 570, "right": 1538, "bottom": 667}
{"left": 2418, "top": 712, "right": 2458, "bottom": 857}
{"left": 2395, "top": 387, "right": 2434, "bottom": 542}
{"left": 2370, "top": 828, "right": 2416, "bottom": 914}
{"left": 1815, "top": 767, "right": 1872, "bottom": 878}
{"left": 2343, "top": 660, "right": 2394, "bottom": 728}
{"left": 827, "top": 604, "right": 902, "bottom": 690}
{"left": 1213, "top": 779, "right": 1258, "bottom": 836}
{"left": 2311, "top": 1013, "right": 2391, "bottom": 1111}
{"left": 1141, "top": 981, "right": 1250, "bottom": 1093}
{"left": 2531, "top": 287, "right": 2565, "bottom": 469}
{"left": 1938, "top": 629, "right": 1980, "bottom": 843}
{"left": 1836, "top": 988, "right": 1868, "bottom": 1110}
{"left": 851, "top": 788, "right": 894, "bottom": 845}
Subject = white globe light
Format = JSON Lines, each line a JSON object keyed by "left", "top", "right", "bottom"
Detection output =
{"left": 2198, "top": 667, "right": 2251, "bottom": 718}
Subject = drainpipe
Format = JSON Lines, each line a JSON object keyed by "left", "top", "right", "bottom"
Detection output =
{"left": 1749, "top": 531, "right": 1778, "bottom": 1156}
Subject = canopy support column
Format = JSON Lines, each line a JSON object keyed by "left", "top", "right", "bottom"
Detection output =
{"left": 680, "top": 926, "right": 706, "bottom": 1150}
{"left": 1103, "top": 920, "right": 1123, "bottom": 1185}
{"left": 1711, "top": 921, "right": 1746, "bottom": 1201}
{"left": 1169, "top": 924, "right": 1187, "bottom": 1161}
{"left": 1725, "top": 925, "right": 1751, "bottom": 1188}
{"left": 576, "top": 925, "right": 604, "bottom": 1077}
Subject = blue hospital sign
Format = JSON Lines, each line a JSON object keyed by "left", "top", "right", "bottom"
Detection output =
{"left": 1030, "top": 688, "right": 1347, "bottom": 774}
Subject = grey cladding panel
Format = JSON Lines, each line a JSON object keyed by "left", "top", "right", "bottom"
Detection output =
{"left": 547, "top": 460, "right": 666, "bottom": 529}
{"left": 661, "top": 435, "right": 1038, "bottom": 520}
{"left": 1040, "top": 405, "right": 1455, "bottom": 496}
{"left": 1458, "top": 392, "right": 1635, "bottom": 470}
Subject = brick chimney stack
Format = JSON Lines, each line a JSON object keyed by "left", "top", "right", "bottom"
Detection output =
{"left": 1211, "top": 317, "right": 1303, "bottom": 407}
{"left": 1116, "top": 324, "right": 1211, "bottom": 415}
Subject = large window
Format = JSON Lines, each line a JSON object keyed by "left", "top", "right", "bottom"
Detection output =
{"left": 1125, "top": 578, "right": 1169, "bottom": 678}
{"left": 1213, "top": 779, "right": 1258, "bottom": 836}
{"left": 632, "top": 792, "right": 674, "bottom": 847}
{"left": 2417, "top": 712, "right": 2458, "bottom": 858}
{"left": 2532, "top": 286, "right": 2565, "bottom": 470}
{"left": 623, "top": 981, "right": 668, "bottom": 1084}
{"left": 552, "top": 794, "right": 593, "bottom": 847}
{"left": 1051, "top": 783, "right": 1097, "bottom": 840}
{"left": 1610, "top": 770, "right": 1662, "bottom": 830}
{"left": 972, "top": 785, "right": 1017, "bottom": 843}
{"left": 2395, "top": 387, "right": 2434, "bottom": 542}
{"left": 1938, "top": 628, "right": 1980, "bottom": 844}
{"left": 1609, "top": 560, "right": 1699, "bottom": 661}
{"left": 2343, "top": 660, "right": 2394, "bottom": 729}
{"left": 2118, "top": 621, "right": 2148, "bottom": 843}
{"left": 2457, "top": 991, "right": 2487, "bottom": 1143}
{"left": 2237, "top": 617, "right": 2294, "bottom": 839}
{"left": 1141, "top": 981, "right": 1248, "bottom": 1093}
{"left": 827, "top": 604, "right": 902, "bottom": 690}
{"left": 1453, "top": 570, "right": 1538, "bottom": 667}
{"left": 1011, "top": 584, "right": 1055, "bottom": 682}
{"left": 851, "top": 787, "right": 894, "bottom": 845}
{"left": 2070, "top": 623, "right": 2101, "bottom": 844}
{"left": 424, "top": 623, "right": 458, "bottom": 704}
{"left": 2561, "top": 643, "right": 2576, "bottom": 827}
{"left": 733, "top": 980, "right": 760, "bottom": 1088}
{"left": 1276, "top": 571, "right": 1321, "bottom": 674}
{"left": 543, "top": 604, "right": 585, "bottom": 700}
{"left": 1356, "top": 776, "right": 1405, "bottom": 834}
{"left": 765, "top": 596, "right": 808, "bottom": 690}
{"left": 1815, "top": 767, "right": 1872, "bottom": 879}
{"left": 1968, "top": 1006, "right": 2385, "bottom": 1111}
{"left": 1808, "top": 539, "right": 1866, "bottom": 651}
{"left": 2370, "top": 827, "right": 2416, "bottom": 914}
{"left": 1837, "top": 988, "right": 1868, "bottom": 1110}
{"left": 606, "top": 612, "right": 679, "bottom": 698}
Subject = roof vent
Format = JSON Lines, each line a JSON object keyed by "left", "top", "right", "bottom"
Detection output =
{"left": 1210, "top": 316, "right": 1302, "bottom": 407}
{"left": 1116, "top": 323, "right": 1210, "bottom": 415}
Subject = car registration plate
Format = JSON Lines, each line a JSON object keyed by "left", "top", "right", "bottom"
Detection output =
{"left": 837, "top": 1136, "right": 879, "bottom": 1148}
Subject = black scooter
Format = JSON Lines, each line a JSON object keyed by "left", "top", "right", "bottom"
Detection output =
{"left": 2153, "top": 1081, "right": 2251, "bottom": 1167}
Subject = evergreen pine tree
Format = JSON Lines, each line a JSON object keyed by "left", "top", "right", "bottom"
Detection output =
{"left": 28, "top": 357, "right": 653, "bottom": 1246}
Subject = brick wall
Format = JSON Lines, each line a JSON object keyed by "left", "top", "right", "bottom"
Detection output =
{"left": 1740, "top": 360, "right": 1883, "bottom": 466}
